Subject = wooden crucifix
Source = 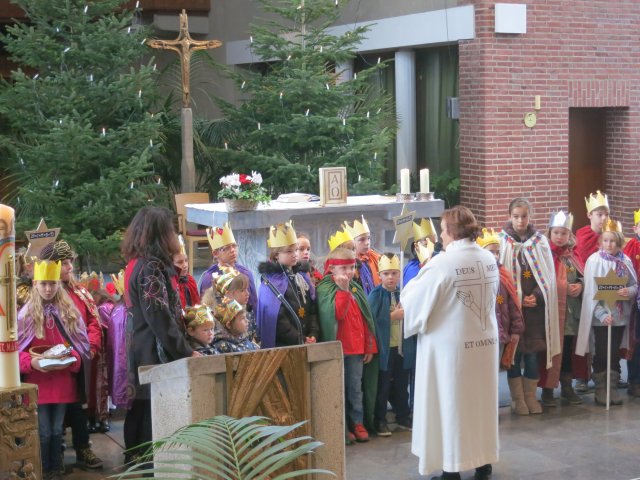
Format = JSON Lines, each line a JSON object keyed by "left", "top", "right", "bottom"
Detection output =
{"left": 148, "top": 9, "right": 222, "bottom": 108}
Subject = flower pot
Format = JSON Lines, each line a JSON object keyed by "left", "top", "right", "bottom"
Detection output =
{"left": 224, "top": 198, "right": 259, "bottom": 212}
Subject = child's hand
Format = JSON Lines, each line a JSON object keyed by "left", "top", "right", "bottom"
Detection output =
{"left": 191, "top": 351, "right": 203, "bottom": 357}
{"left": 333, "top": 274, "right": 350, "bottom": 291}
{"left": 602, "top": 314, "right": 614, "bottom": 326}
{"left": 617, "top": 287, "right": 630, "bottom": 298}
{"left": 390, "top": 307, "right": 404, "bottom": 321}
{"left": 363, "top": 353, "right": 373, "bottom": 364}
{"left": 305, "top": 336, "right": 316, "bottom": 344}
{"left": 568, "top": 283, "right": 583, "bottom": 297}
{"left": 522, "top": 294, "right": 537, "bottom": 308}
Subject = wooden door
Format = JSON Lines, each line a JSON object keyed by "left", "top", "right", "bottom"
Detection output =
{"left": 569, "top": 108, "right": 606, "bottom": 230}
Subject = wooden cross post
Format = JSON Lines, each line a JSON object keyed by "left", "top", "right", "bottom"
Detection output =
{"left": 148, "top": 10, "right": 222, "bottom": 193}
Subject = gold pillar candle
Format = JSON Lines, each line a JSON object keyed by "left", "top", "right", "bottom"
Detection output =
{"left": 0, "top": 204, "right": 20, "bottom": 388}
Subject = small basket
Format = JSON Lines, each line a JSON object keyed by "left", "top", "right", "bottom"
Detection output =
{"left": 29, "top": 344, "right": 68, "bottom": 359}
{"left": 224, "top": 198, "right": 259, "bottom": 212}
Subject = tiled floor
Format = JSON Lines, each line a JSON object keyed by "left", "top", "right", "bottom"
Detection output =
{"left": 65, "top": 377, "right": 640, "bottom": 479}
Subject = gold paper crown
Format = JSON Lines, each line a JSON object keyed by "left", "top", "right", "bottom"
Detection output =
{"left": 213, "top": 266, "right": 239, "bottom": 296}
{"left": 378, "top": 254, "right": 400, "bottom": 272}
{"left": 78, "top": 271, "right": 104, "bottom": 292}
{"left": 184, "top": 304, "right": 215, "bottom": 329}
{"left": 634, "top": 209, "right": 640, "bottom": 226}
{"left": 33, "top": 260, "right": 61, "bottom": 282}
{"left": 214, "top": 298, "right": 244, "bottom": 327}
{"left": 476, "top": 228, "right": 500, "bottom": 249}
{"left": 548, "top": 211, "right": 573, "bottom": 230}
{"left": 207, "top": 223, "right": 236, "bottom": 251}
{"left": 416, "top": 238, "right": 435, "bottom": 264}
{"left": 178, "top": 234, "right": 186, "bottom": 256}
{"left": 267, "top": 220, "right": 298, "bottom": 248}
{"left": 343, "top": 216, "right": 370, "bottom": 239}
{"left": 603, "top": 218, "right": 622, "bottom": 233}
{"left": 110, "top": 270, "right": 125, "bottom": 296}
{"left": 328, "top": 229, "right": 354, "bottom": 252}
{"left": 413, "top": 218, "right": 437, "bottom": 241}
{"left": 585, "top": 190, "right": 609, "bottom": 214}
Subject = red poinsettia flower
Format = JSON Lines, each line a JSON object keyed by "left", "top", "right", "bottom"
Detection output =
{"left": 239, "top": 174, "right": 251, "bottom": 184}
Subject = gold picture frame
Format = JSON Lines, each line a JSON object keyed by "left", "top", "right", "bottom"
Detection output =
{"left": 319, "top": 167, "right": 347, "bottom": 206}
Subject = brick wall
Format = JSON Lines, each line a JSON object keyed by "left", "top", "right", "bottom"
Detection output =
{"left": 458, "top": 0, "right": 640, "bottom": 233}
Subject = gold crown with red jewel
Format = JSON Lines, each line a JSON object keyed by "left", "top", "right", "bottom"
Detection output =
{"left": 33, "top": 260, "right": 61, "bottom": 282}
{"left": 585, "top": 190, "right": 609, "bottom": 214}
{"left": 378, "top": 254, "right": 400, "bottom": 272}
{"left": 413, "top": 218, "right": 437, "bottom": 241}
{"left": 206, "top": 223, "right": 236, "bottom": 251}
{"left": 267, "top": 220, "right": 298, "bottom": 248}
{"left": 78, "top": 271, "right": 104, "bottom": 293}
{"left": 343, "top": 216, "right": 370, "bottom": 239}
{"left": 328, "top": 229, "right": 353, "bottom": 252}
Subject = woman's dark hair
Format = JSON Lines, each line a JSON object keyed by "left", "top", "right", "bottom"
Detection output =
{"left": 121, "top": 207, "right": 179, "bottom": 265}
{"left": 441, "top": 206, "right": 481, "bottom": 241}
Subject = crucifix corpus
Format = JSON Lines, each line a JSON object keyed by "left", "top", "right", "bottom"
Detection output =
{"left": 148, "top": 10, "right": 222, "bottom": 193}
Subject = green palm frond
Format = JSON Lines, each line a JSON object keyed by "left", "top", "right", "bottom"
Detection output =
{"left": 111, "top": 415, "right": 335, "bottom": 480}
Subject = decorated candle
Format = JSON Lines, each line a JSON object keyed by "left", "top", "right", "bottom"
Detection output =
{"left": 400, "top": 168, "right": 411, "bottom": 194}
{"left": 0, "top": 204, "right": 20, "bottom": 388}
{"left": 420, "top": 168, "right": 430, "bottom": 193}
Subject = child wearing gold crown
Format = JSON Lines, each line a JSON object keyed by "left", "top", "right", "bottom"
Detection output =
{"left": 257, "top": 221, "right": 318, "bottom": 349}
{"left": 577, "top": 218, "right": 637, "bottom": 406}
{"left": 404, "top": 218, "right": 442, "bottom": 286}
{"left": 575, "top": 190, "right": 610, "bottom": 264}
{"left": 17, "top": 259, "right": 90, "bottom": 478}
{"left": 198, "top": 222, "right": 257, "bottom": 313}
{"left": 173, "top": 235, "right": 201, "bottom": 309}
{"left": 623, "top": 209, "right": 640, "bottom": 397}
{"left": 213, "top": 298, "right": 260, "bottom": 353}
{"left": 344, "top": 216, "right": 381, "bottom": 295}
{"left": 317, "top": 247, "right": 378, "bottom": 443}
{"left": 476, "top": 228, "right": 526, "bottom": 413}
{"left": 184, "top": 304, "right": 219, "bottom": 355}
{"left": 214, "top": 267, "right": 259, "bottom": 344}
{"left": 367, "top": 253, "right": 415, "bottom": 437}
{"left": 500, "top": 198, "right": 559, "bottom": 415}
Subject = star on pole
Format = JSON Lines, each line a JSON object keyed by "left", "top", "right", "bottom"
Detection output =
{"left": 392, "top": 203, "right": 415, "bottom": 251}
{"left": 593, "top": 268, "right": 629, "bottom": 309}
{"left": 24, "top": 218, "right": 60, "bottom": 260}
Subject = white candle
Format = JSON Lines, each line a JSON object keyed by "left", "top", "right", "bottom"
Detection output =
{"left": 400, "top": 169, "right": 411, "bottom": 194}
{"left": 420, "top": 168, "right": 430, "bottom": 193}
{"left": 0, "top": 204, "right": 20, "bottom": 389}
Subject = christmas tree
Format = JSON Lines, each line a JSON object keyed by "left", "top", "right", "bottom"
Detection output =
{"left": 209, "top": 0, "right": 395, "bottom": 196}
{"left": 0, "top": 0, "right": 165, "bottom": 267}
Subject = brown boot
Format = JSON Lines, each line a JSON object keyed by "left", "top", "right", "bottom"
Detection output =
{"left": 609, "top": 371, "right": 623, "bottom": 405}
{"left": 541, "top": 387, "right": 557, "bottom": 407}
{"left": 560, "top": 373, "right": 582, "bottom": 405}
{"left": 593, "top": 371, "right": 608, "bottom": 406}
{"left": 507, "top": 377, "right": 529, "bottom": 415}
{"left": 522, "top": 378, "right": 543, "bottom": 414}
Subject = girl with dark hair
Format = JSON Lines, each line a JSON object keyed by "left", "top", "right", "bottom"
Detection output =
{"left": 120, "top": 206, "right": 200, "bottom": 463}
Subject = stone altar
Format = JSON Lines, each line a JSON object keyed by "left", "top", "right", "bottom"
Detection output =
{"left": 139, "top": 342, "right": 345, "bottom": 478}
{"left": 187, "top": 194, "right": 444, "bottom": 277}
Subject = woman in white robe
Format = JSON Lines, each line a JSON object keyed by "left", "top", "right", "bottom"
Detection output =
{"left": 401, "top": 206, "right": 500, "bottom": 480}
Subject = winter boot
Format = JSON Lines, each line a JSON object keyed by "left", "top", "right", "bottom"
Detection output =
{"left": 628, "top": 383, "right": 640, "bottom": 397}
{"left": 560, "top": 373, "right": 582, "bottom": 405}
{"left": 608, "top": 370, "right": 623, "bottom": 405}
{"left": 541, "top": 387, "right": 557, "bottom": 407}
{"left": 507, "top": 377, "right": 529, "bottom": 415}
{"left": 593, "top": 371, "right": 608, "bottom": 406}
{"left": 522, "top": 378, "right": 543, "bottom": 414}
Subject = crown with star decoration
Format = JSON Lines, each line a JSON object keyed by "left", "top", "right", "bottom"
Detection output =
{"left": 548, "top": 211, "right": 574, "bottom": 230}
{"left": 328, "top": 229, "right": 353, "bottom": 252}
{"left": 585, "top": 190, "right": 609, "bottom": 214}
{"left": 343, "top": 216, "right": 370, "bottom": 239}
{"left": 33, "top": 260, "right": 61, "bottom": 282}
{"left": 378, "top": 254, "right": 401, "bottom": 272}
{"left": 267, "top": 220, "right": 298, "bottom": 248}
{"left": 476, "top": 228, "right": 500, "bottom": 249}
{"left": 206, "top": 223, "right": 236, "bottom": 251}
{"left": 412, "top": 218, "right": 437, "bottom": 242}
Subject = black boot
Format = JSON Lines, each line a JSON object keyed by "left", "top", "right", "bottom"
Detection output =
{"left": 474, "top": 464, "right": 492, "bottom": 480}
{"left": 432, "top": 472, "right": 461, "bottom": 480}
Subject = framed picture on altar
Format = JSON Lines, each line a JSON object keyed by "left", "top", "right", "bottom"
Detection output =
{"left": 319, "top": 167, "right": 347, "bottom": 206}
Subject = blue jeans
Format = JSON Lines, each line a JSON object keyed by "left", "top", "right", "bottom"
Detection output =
{"left": 344, "top": 355, "right": 364, "bottom": 426}
{"left": 507, "top": 350, "right": 539, "bottom": 379}
{"left": 38, "top": 403, "right": 67, "bottom": 473}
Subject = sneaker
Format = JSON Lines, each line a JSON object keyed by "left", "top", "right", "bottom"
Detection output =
{"left": 395, "top": 418, "right": 412, "bottom": 431}
{"left": 352, "top": 423, "right": 369, "bottom": 442}
{"left": 375, "top": 422, "right": 392, "bottom": 437}
{"left": 76, "top": 447, "right": 104, "bottom": 469}
{"left": 574, "top": 379, "right": 589, "bottom": 393}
